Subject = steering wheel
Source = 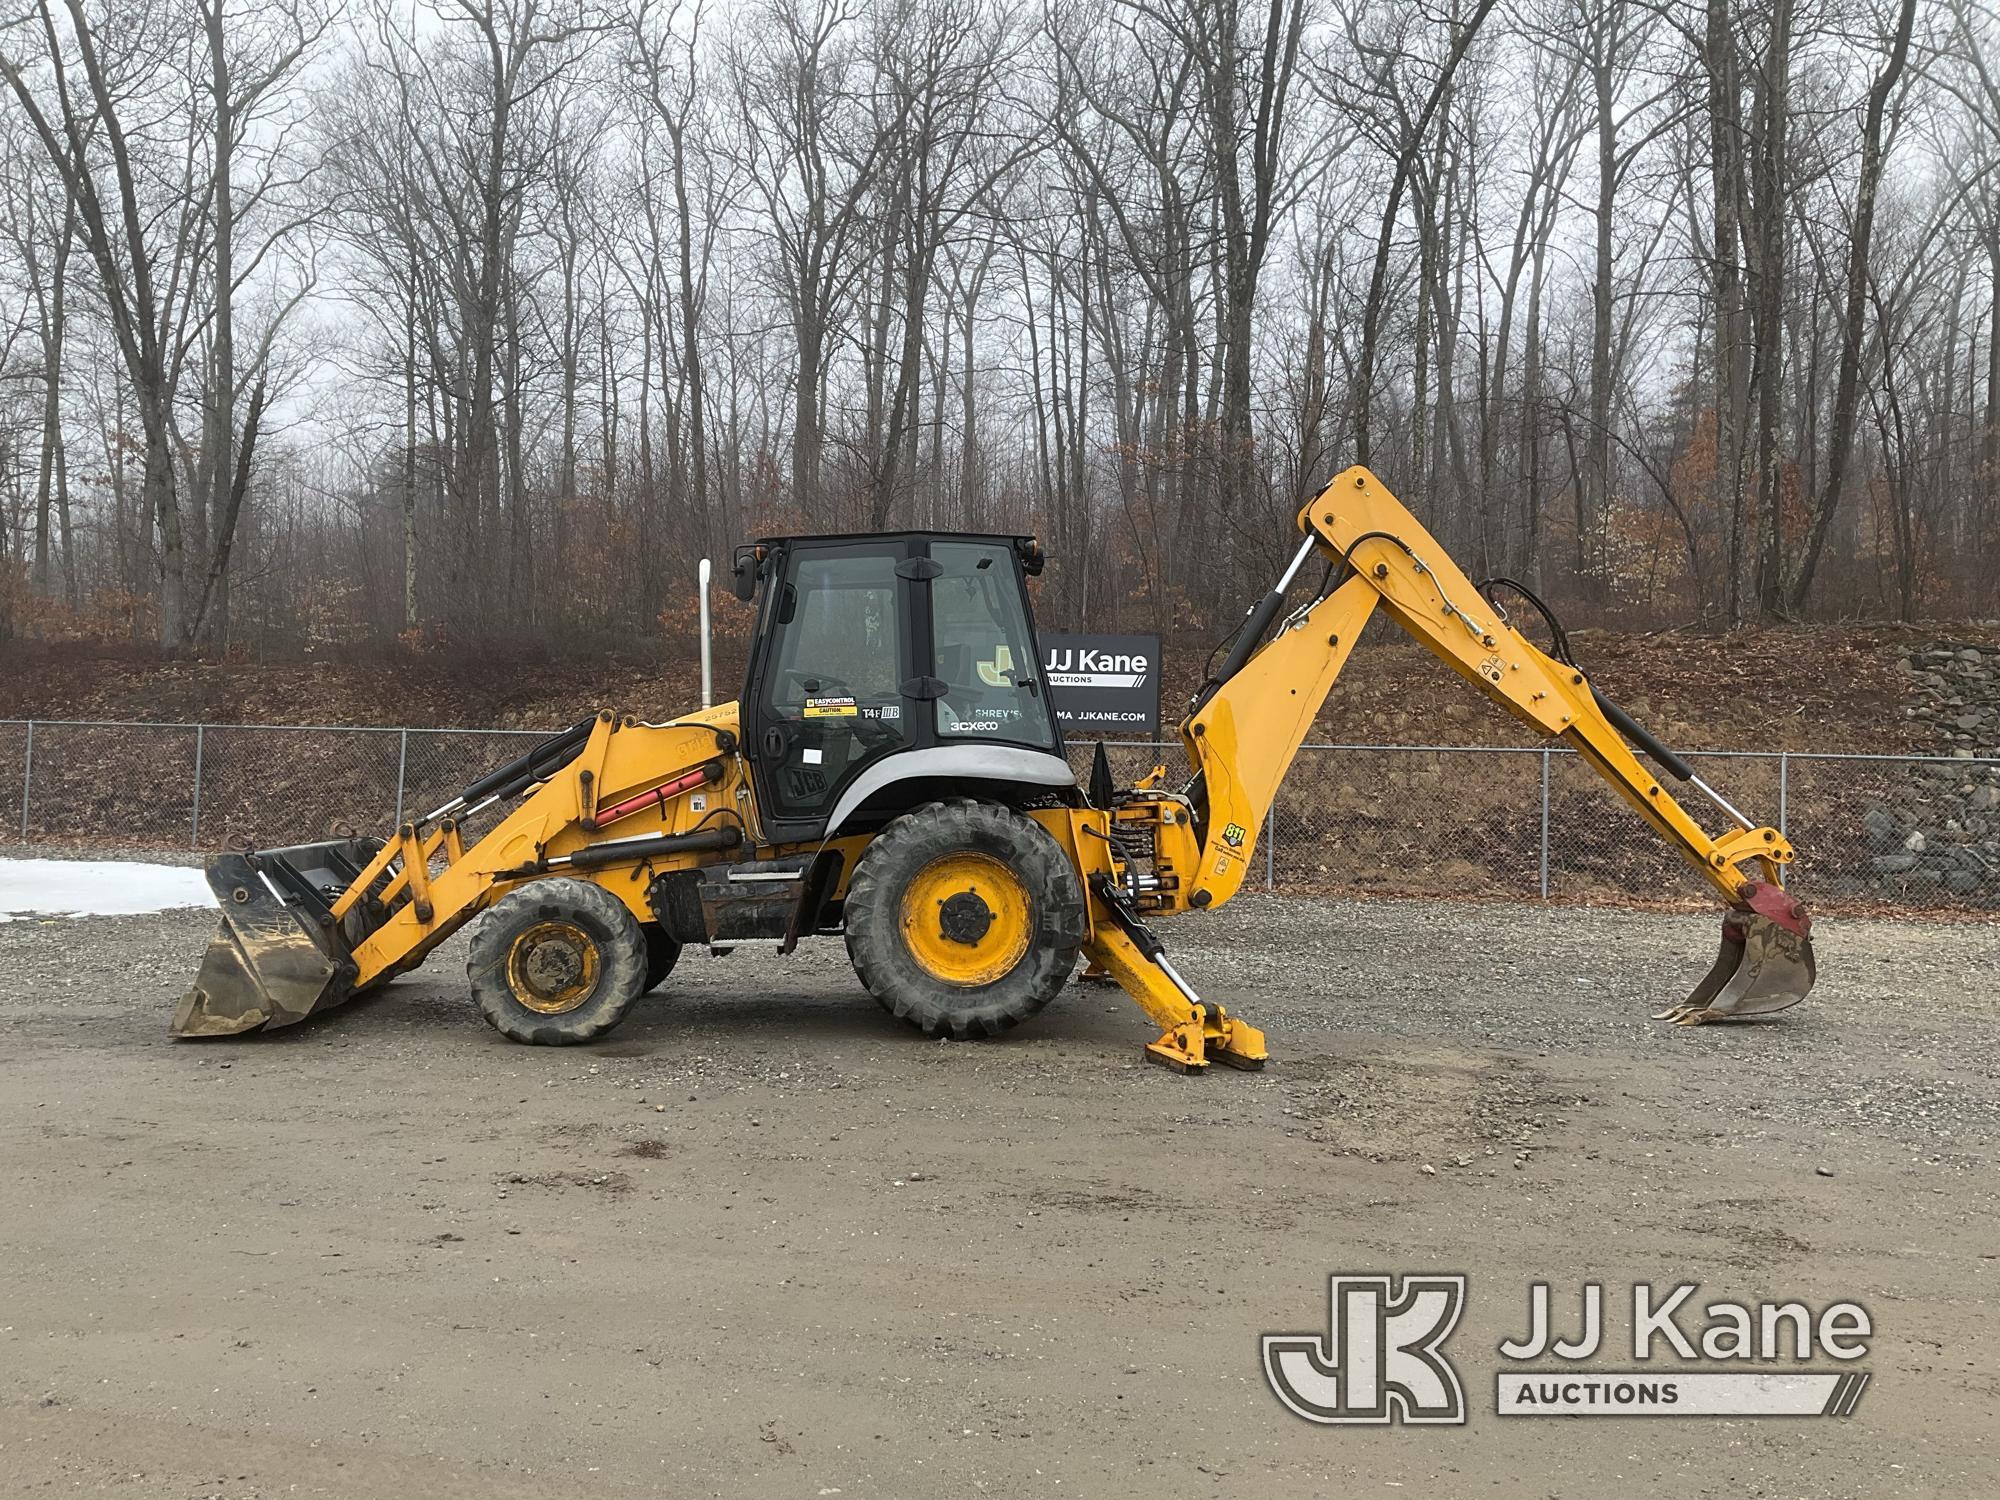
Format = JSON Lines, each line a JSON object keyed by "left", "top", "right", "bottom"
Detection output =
{"left": 850, "top": 714, "right": 903, "bottom": 749}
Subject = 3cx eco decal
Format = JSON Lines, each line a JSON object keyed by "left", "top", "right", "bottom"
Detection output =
{"left": 1264, "top": 1276, "right": 1872, "bottom": 1424}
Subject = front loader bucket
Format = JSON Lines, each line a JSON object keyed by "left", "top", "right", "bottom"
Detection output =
{"left": 1656, "top": 881, "right": 1817, "bottom": 1025}
{"left": 172, "top": 840, "right": 379, "bottom": 1038}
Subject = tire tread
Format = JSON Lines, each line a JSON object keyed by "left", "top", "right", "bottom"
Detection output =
{"left": 844, "top": 799, "right": 1085, "bottom": 1040}
{"left": 466, "top": 877, "right": 649, "bottom": 1045}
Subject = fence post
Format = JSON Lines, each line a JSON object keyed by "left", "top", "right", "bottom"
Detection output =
{"left": 1538, "top": 748, "right": 1551, "bottom": 900}
{"left": 191, "top": 725, "right": 206, "bottom": 847}
{"left": 1778, "top": 752, "right": 1789, "bottom": 838}
{"left": 1265, "top": 804, "right": 1275, "bottom": 891}
{"left": 395, "top": 728, "right": 409, "bottom": 824}
{"left": 18, "top": 721, "right": 31, "bottom": 841}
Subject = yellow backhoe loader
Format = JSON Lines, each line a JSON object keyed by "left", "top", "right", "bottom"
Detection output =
{"left": 174, "top": 466, "right": 1816, "bottom": 1070}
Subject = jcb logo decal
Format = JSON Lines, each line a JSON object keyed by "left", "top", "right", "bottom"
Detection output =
{"left": 1263, "top": 1274, "right": 1467, "bottom": 1425}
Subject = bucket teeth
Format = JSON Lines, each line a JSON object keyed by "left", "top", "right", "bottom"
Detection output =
{"left": 1655, "top": 911, "right": 1817, "bottom": 1025}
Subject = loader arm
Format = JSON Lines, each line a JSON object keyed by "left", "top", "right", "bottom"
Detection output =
{"left": 1090, "top": 465, "right": 1813, "bottom": 1051}
{"left": 174, "top": 707, "right": 770, "bottom": 1037}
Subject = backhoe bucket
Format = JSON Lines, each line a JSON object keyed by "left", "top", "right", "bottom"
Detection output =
{"left": 172, "top": 840, "right": 380, "bottom": 1038}
{"left": 1656, "top": 881, "right": 1817, "bottom": 1025}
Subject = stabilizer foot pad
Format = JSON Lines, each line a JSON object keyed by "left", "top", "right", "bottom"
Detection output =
{"left": 1213, "top": 1049, "right": 1267, "bottom": 1071}
{"left": 1144, "top": 1038, "right": 1207, "bottom": 1073}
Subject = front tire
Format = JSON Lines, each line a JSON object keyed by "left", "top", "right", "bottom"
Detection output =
{"left": 844, "top": 799, "right": 1085, "bottom": 1039}
{"left": 467, "top": 878, "right": 649, "bottom": 1045}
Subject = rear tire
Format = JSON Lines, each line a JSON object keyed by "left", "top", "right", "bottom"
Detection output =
{"left": 467, "top": 878, "right": 649, "bottom": 1045}
{"left": 845, "top": 799, "right": 1085, "bottom": 1040}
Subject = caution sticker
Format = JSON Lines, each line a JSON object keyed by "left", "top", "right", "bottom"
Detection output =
{"left": 804, "top": 696, "right": 858, "bottom": 718}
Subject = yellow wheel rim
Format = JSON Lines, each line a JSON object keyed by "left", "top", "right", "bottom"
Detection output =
{"left": 506, "top": 920, "right": 602, "bottom": 1014}
{"left": 899, "top": 852, "right": 1033, "bottom": 987}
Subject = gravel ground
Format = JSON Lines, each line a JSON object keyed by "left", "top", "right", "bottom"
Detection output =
{"left": 0, "top": 878, "right": 1995, "bottom": 1498}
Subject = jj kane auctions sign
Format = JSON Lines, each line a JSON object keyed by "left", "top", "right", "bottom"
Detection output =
{"left": 1041, "top": 633, "right": 1161, "bottom": 735}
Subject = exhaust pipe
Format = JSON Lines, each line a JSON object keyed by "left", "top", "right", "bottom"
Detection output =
{"left": 699, "top": 557, "right": 714, "bottom": 708}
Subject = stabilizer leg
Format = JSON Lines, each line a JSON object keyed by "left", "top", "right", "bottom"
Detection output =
{"left": 1082, "top": 917, "right": 1268, "bottom": 1074}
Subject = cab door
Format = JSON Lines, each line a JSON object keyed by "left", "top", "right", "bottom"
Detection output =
{"left": 925, "top": 539, "right": 1061, "bottom": 754}
{"left": 745, "top": 540, "right": 917, "bottom": 843}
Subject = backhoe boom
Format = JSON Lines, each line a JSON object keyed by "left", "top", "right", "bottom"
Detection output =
{"left": 1114, "top": 465, "right": 1815, "bottom": 1028}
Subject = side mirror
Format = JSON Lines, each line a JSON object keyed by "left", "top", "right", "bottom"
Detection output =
{"left": 731, "top": 544, "right": 762, "bottom": 602}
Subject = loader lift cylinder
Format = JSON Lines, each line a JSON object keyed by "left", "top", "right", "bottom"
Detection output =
{"left": 426, "top": 716, "right": 596, "bottom": 823}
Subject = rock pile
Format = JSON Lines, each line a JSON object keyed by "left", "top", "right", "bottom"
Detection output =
{"left": 1897, "top": 642, "right": 2000, "bottom": 755}
{"left": 1859, "top": 773, "right": 1999, "bottom": 903}
{"left": 1857, "top": 642, "right": 2000, "bottom": 906}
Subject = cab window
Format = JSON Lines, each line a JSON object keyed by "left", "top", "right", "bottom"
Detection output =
{"left": 761, "top": 549, "right": 910, "bottom": 819}
{"left": 929, "top": 542, "right": 1055, "bottom": 749}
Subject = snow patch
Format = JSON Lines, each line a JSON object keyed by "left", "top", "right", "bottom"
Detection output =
{"left": 0, "top": 858, "right": 217, "bottom": 922}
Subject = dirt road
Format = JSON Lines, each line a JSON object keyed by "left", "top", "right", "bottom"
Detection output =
{"left": 2, "top": 890, "right": 1994, "bottom": 1498}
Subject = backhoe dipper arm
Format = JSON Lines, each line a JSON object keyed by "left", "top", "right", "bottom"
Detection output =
{"left": 1179, "top": 466, "right": 1802, "bottom": 933}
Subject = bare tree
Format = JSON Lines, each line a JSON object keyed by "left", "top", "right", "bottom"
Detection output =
{"left": 5, "top": 0, "right": 1998, "bottom": 649}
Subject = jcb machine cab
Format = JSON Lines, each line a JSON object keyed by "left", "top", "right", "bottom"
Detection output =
{"left": 176, "top": 466, "right": 1818, "bottom": 1071}
{"left": 737, "top": 533, "right": 1074, "bottom": 843}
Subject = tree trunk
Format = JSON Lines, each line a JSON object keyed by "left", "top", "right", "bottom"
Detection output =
{"left": 1352, "top": 0, "right": 1501, "bottom": 468}
{"left": 31, "top": 216, "right": 70, "bottom": 599}
{"left": 1704, "top": 0, "right": 1751, "bottom": 625}
{"left": 669, "top": 118, "right": 708, "bottom": 536}
{"left": 196, "top": 0, "right": 236, "bottom": 646}
{"left": 1750, "top": 0, "right": 1792, "bottom": 619}
{"left": 1789, "top": 0, "right": 1916, "bottom": 612}
{"left": 1586, "top": 43, "right": 1616, "bottom": 578}
{"left": 404, "top": 270, "right": 419, "bottom": 630}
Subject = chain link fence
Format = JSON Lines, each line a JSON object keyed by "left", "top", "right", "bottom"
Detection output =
{"left": 1076, "top": 740, "right": 2000, "bottom": 913}
{"left": 0, "top": 720, "right": 545, "bottom": 851}
{"left": 3, "top": 719, "right": 1995, "bottom": 913}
